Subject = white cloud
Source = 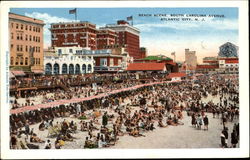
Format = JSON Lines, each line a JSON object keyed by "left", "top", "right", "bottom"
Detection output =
{"left": 24, "top": 12, "right": 77, "bottom": 48}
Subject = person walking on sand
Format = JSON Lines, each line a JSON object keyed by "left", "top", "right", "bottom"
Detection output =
{"left": 203, "top": 115, "right": 209, "bottom": 130}
{"left": 231, "top": 129, "right": 238, "bottom": 148}
{"left": 222, "top": 127, "right": 229, "bottom": 148}
{"left": 102, "top": 112, "right": 108, "bottom": 127}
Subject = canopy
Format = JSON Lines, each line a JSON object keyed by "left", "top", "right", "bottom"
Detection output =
{"left": 12, "top": 70, "right": 25, "bottom": 76}
{"left": 32, "top": 70, "right": 44, "bottom": 74}
{"left": 9, "top": 72, "right": 15, "bottom": 78}
{"left": 10, "top": 80, "right": 182, "bottom": 115}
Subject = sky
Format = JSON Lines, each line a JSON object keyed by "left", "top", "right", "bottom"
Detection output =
{"left": 10, "top": 8, "right": 238, "bottom": 63}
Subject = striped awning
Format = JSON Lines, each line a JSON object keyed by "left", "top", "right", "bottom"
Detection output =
{"left": 32, "top": 70, "right": 44, "bottom": 74}
{"left": 9, "top": 72, "right": 15, "bottom": 78}
{"left": 11, "top": 70, "right": 25, "bottom": 76}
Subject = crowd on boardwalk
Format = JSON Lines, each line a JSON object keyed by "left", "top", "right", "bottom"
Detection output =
{"left": 9, "top": 73, "right": 239, "bottom": 149}
{"left": 10, "top": 73, "right": 165, "bottom": 109}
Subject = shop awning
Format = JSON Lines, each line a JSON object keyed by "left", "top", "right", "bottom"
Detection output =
{"left": 9, "top": 72, "right": 15, "bottom": 78}
{"left": 11, "top": 70, "right": 25, "bottom": 76}
{"left": 32, "top": 70, "right": 44, "bottom": 74}
{"left": 10, "top": 80, "right": 183, "bottom": 115}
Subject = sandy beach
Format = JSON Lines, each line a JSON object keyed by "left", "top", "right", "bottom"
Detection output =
{"left": 18, "top": 93, "right": 238, "bottom": 149}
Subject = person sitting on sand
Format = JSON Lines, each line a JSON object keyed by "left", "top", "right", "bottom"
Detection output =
{"left": 177, "top": 111, "right": 183, "bottom": 120}
{"left": 129, "top": 127, "right": 145, "bottom": 137}
{"left": 55, "top": 139, "right": 61, "bottom": 149}
{"left": 81, "top": 121, "right": 88, "bottom": 131}
{"left": 158, "top": 119, "right": 168, "bottom": 128}
{"left": 30, "top": 133, "right": 45, "bottom": 143}
{"left": 38, "top": 121, "right": 45, "bottom": 131}
{"left": 166, "top": 116, "right": 177, "bottom": 126}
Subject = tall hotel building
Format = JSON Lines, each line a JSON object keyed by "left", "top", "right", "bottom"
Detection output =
{"left": 9, "top": 13, "right": 45, "bottom": 73}
{"left": 49, "top": 21, "right": 97, "bottom": 50}
{"left": 102, "top": 20, "right": 141, "bottom": 59}
{"left": 96, "top": 28, "right": 118, "bottom": 49}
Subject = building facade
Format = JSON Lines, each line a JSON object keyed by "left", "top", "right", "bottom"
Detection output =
{"left": 218, "top": 57, "right": 239, "bottom": 74}
{"left": 185, "top": 49, "right": 197, "bottom": 70}
{"left": 49, "top": 21, "right": 97, "bottom": 50}
{"left": 96, "top": 28, "right": 118, "bottom": 49}
{"left": 104, "top": 20, "right": 141, "bottom": 59}
{"left": 73, "top": 47, "right": 130, "bottom": 73}
{"left": 44, "top": 47, "right": 94, "bottom": 75}
{"left": 9, "top": 13, "right": 45, "bottom": 73}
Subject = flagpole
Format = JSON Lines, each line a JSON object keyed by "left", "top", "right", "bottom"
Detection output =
{"left": 75, "top": 8, "right": 77, "bottom": 21}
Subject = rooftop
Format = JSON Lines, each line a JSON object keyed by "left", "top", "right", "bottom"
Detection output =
{"left": 127, "top": 63, "right": 166, "bottom": 71}
{"left": 142, "top": 55, "right": 172, "bottom": 61}
{"left": 9, "top": 12, "right": 44, "bottom": 25}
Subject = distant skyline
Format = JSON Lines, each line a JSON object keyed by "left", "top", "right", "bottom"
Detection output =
{"left": 10, "top": 8, "right": 238, "bottom": 63}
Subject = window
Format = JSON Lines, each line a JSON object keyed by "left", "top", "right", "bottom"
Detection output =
{"left": 11, "top": 44, "right": 14, "bottom": 49}
{"left": 21, "top": 24, "right": 23, "bottom": 30}
{"left": 25, "top": 25, "right": 28, "bottom": 30}
{"left": 11, "top": 33, "right": 14, "bottom": 39}
{"left": 10, "top": 57, "right": 14, "bottom": 65}
{"left": 38, "top": 58, "right": 40, "bottom": 64}
{"left": 38, "top": 28, "right": 40, "bottom": 32}
{"left": 16, "top": 23, "right": 19, "bottom": 29}
{"left": 58, "top": 49, "right": 62, "bottom": 55}
{"left": 17, "top": 45, "right": 19, "bottom": 51}
{"left": 110, "top": 58, "right": 114, "bottom": 66}
{"left": 25, "top": 35, "right": 28, "bottom": 41}
{"left": 29, "top": 26, "right": 32, "bottom": 31}
{"left": 29, "top": 35, "right": 32, "bottom": 41}
{"left": 69, "top": 49, "right": 73, "bottom": 53}
{"left": 15, "top": 57, "right": 19, "bottom": 65}
{"left": 20, "top": 57, "right": 23, "bottom": 65}
{"left": 26, "top": 46, "right": 28, "bottom": 52}
{"left": 33, "top": 26, "right": 35, "bottom": 32}
{"left": 33, "top": 36, "right": 35, "bottom": 41}
{"left": 20, "top": 34, "right": 23, "bottom": 40}
{"left": 118, "top": 59, "right": 122, "bottom": 66}
{"left": 38, "top": 37, "right": 40, "bottom": 42}
{"left": 17, "top": 34, "right": 19, "bottom": 40}
{"left": 20, "top": 45, "right": 23, "bottom": 51}
{"left": 25, "top": 57, "right": 28, "bottom": 65}
{"left": 38, "top": 47, "right": 40, "bottom": 52}
{"left": 100, "top": 58, "right": 107, "bottom": 66}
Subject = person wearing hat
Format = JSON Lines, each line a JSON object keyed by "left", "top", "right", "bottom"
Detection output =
{"left": 222, "top": 127, "right": 229, "bottom": 148}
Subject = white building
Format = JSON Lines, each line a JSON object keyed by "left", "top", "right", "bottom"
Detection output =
{"left": 44, "top": 47, "right": 94, "bottom": 75}
{"left": 218, "top": 57, "right": 239, "bottom": 74}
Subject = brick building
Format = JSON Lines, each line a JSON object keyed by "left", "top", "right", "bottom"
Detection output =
{"left": 104, "top": 20, "right": 141, "bottom": 59}
{"left": 9, "top": 13, "right": 45, "bottom": 74}
{"left": 134, "top": 55, "right": 179, "bottom": 73}
{"left": 96, "top": 28, "right": 118, "bottom": 49}
{"left": 49, "top": 21, "right": 97, "bottom": 50}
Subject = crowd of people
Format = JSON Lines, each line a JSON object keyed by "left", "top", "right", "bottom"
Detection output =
{"left": 10, "top": 72, "right": 166, "bottom": 109}
{"left": 9, "top": 73, "right": 240, "bottom": 149}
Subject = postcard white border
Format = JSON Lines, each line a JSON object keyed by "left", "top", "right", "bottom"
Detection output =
{"left": 1, "top": 1, "right": 249, "bottom": 159}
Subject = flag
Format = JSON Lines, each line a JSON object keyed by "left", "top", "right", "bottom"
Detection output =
{"left": 69, "top": 8, "right": 76, "bottom": 14}
{"left": 171, "top": 52, "right": 175, "bottom": 56}
{"left": 127, "top": 16, "right": 133, "bottom": 21}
